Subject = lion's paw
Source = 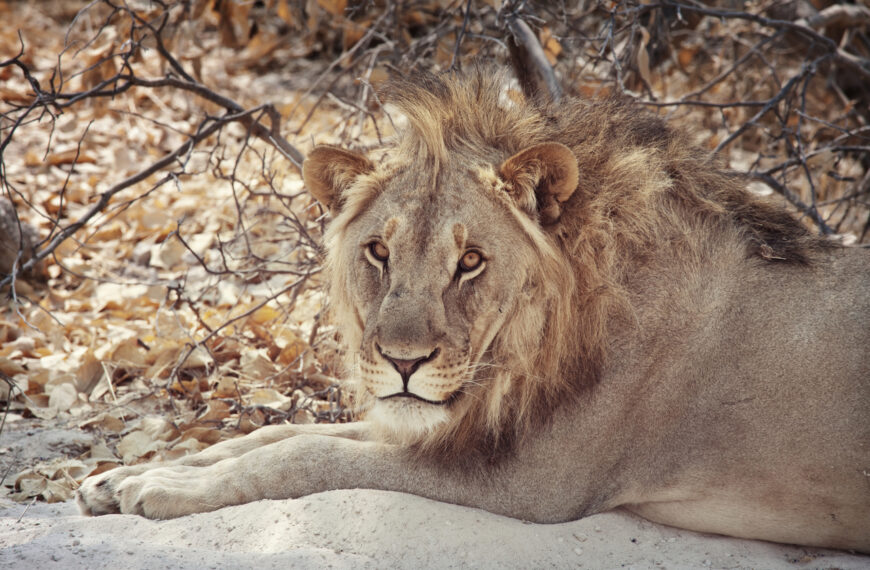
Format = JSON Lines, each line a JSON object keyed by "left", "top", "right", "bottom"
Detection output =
{"left": 76, "top": 464, "right": 150, "bottom": 516}
{"left": 114, "top": 466, "right": 214, "bottom": 519}
{"left": 79, "top": 461, "right": 238, "bottom": 519}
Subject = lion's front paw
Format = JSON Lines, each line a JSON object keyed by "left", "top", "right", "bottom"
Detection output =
{"left": 79, "top": 461, "right": 238, "bottom": 519}
{"left": 76, "top": 464, "right": 149, "bottom": 516}
{"left": 109, "top": 465, "right": 223, "bottom": 519}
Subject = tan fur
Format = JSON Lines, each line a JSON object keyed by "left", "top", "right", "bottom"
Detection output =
{"left": 78, "top": 68, "right": 869, "bottom": 553}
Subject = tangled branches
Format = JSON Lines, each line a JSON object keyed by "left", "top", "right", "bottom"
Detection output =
{"left": 541, "top": 1, "right": 869, "bottom": 239}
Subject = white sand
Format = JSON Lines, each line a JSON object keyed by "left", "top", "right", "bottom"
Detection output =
{"left": 1, "top": 491, "right": 867, "bottom": 569}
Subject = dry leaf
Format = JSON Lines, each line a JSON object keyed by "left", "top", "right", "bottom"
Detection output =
{"left": 317, "top": 0, "right": 347, "bottom": 17}
{"left": 48, "top": 382, "right": 78, "bottom": 413}
{"left": 75, "top": 351, "right": 106, "bottom": 395}
{"left": 150, "top": 237, "right": 187, "bottom": 269}
{"left": 239, "top": 408, "right": 267, "bottom": 433}
{"left": 11, "top": 474, "right": 74, "bottom": 503}
{"left": 212, "top": 376, "right": 240, "bottom": 398}
{"left": 540, "top": 27, "right": 562, "bottom": 65}
{"left": 138, "top": 416, "right": 181, "bottom": 442}
{"left": 678, "top": 46, "right": 699, "bottom": 68}
{"left": 78, "top": 411, "right": 127, "bottom": 433}
{"left": 9, "top": 458, "right": 89, "bottom": 503}
{"left": 251, "top": 304, "right": 281, "bottom": 325}
{"left": 197, "top": 399, "right": 233, "bottom": 423}
{"left": 117, "top": 430, "right": 162, "bottom": 465}
{"left": 86, "top": 441, "right": 121, "bottom": 462}
{"left": 240, "top": 349, "right": 278, "bottom": 380}
{"left": 0, "top": 356, "right": 26, "bottom": 376}
{"left": 292, "top": 409, "right": 316, "bottom": 424}
{"left": 180, "top": 426, "right": 222, "bottom": 445}
{"left": 159, "top": 438, "right": 206, "bottom": 461}
{"left": 249, "top": 388, "right": 294, "bottom": 411}
{"left": 83, "top": 461, "right": 121, "bottom": 478}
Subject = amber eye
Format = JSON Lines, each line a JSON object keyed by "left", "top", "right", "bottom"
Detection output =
{"left": 369, "top": 241, "right": 389, "bottom": 263}
{"left": 458, "top": 250, "right": 483, "bottom": 272}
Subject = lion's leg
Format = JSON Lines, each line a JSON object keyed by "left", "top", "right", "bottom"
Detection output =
{"left": 105, "top": 432, "right": 543, "bottom": 521}
{"left": 169, "top": 422, "right": 369, "bottom": 467}
{"left": 77, "top": 422, "right": 369, "bottom": 516}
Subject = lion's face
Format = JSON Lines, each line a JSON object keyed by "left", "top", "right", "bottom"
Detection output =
{"left": 335, "top": 163, "right": 538, "bottom": 437}
{"left": 303, "top": 140, "right": 578, "bottom": 444}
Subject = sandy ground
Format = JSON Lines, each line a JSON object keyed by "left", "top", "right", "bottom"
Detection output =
{"left": 2, "top": 421, "right": 868, "bottom": 569}
{"left": 2, "top": 493, "right": 869, "bottom": 570}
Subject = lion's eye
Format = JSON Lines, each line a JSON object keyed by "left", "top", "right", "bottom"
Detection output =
{"left": 368, "top": 241, "right": 389, "bottom": 263}
{"left": 458, "top": 250, "right": 483, "bottom": 272}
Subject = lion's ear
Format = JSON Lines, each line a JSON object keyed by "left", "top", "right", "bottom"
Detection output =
{"left": 499, "top": 142, "right": 579, "bottom": 224}
{"left": 302, "top": 146, "right": 374, "bottom": 212}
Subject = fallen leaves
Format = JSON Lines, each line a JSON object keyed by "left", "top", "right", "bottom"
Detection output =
{"left": 0, "top": 1, "right": 352, "bottom": 504}
{"left": 10, "top": 458, "right": 89, "bottom": 503}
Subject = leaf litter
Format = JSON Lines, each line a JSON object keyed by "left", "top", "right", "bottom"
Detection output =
{"left": 0, "top": 1, "right": 361, "bottom": 503}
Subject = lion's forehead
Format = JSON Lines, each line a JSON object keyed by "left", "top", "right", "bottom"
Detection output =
{"left": 380, "top": 212, "right": 467, "bottom": 268}
{"left": 374, "top": 152, "right": 507, "bottom": 205}
{"left": 363, "top": 182, "right": 502, "bottom": 249}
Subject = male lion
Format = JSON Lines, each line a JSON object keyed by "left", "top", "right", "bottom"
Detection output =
{"left": 78, "top": 68, "right": 870, "bottom": 553}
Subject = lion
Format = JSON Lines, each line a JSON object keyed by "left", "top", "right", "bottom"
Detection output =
{"left": 77, "top": 68, "right": 870, "bottom": 553}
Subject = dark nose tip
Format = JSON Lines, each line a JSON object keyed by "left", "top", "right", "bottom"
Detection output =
{"left": 388, "top": 356, "right": 426, "bottom": 378}
{"left": 378, "top": 346, "right": 440, "bottom": 389}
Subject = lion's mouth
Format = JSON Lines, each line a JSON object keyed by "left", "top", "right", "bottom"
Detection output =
{"left": 379, "top": 390, "right": 458, "bottom": 406}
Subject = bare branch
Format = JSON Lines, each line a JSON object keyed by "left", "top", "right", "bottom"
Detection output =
{"left": 503, "top": 5, "right": 562, "bottom": 102}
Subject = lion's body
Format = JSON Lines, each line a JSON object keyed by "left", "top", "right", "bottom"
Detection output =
{"left": 78, "top": 69, "right": 870, "bottom": 552}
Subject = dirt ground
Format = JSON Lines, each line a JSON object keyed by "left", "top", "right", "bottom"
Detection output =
{"left": 2, "top": 491, "right": 869, "bottom": 569}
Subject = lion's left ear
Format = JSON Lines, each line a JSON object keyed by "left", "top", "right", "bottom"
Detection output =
{"left": 302, "top": 145, "right": 374, "bottom": 213}
{"left": 499, "top": 142, "right": 579, "bottom": 224}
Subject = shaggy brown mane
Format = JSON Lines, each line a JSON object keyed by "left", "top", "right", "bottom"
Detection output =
{"left": 385, "top": 67, "right": 824, "bottom": 265}
{"left": 333, "top": 67, "right": 829, "bottom": 462}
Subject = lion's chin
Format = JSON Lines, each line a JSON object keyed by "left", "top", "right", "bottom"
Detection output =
{"left": 366, "top": 397, "right": 450, "bottom": 445}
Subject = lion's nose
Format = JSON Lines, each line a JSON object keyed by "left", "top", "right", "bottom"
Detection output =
{"left": 378, "top": 346, "right": 440, "bottom": 389}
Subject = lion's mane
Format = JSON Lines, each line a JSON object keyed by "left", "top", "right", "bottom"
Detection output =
{"left": 323, "top": 67, "right": 826, "bottom": 462}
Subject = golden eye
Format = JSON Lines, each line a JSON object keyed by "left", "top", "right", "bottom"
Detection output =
{"left": 458, "top": 250, "right": 483, "bottom": 272}
{"left": 369, "top": 241, "right": 389, "bottom": 263}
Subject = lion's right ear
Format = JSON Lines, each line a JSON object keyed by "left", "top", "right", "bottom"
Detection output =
{"left": 302, "top": 146, "right": 374, "bottom": 212}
